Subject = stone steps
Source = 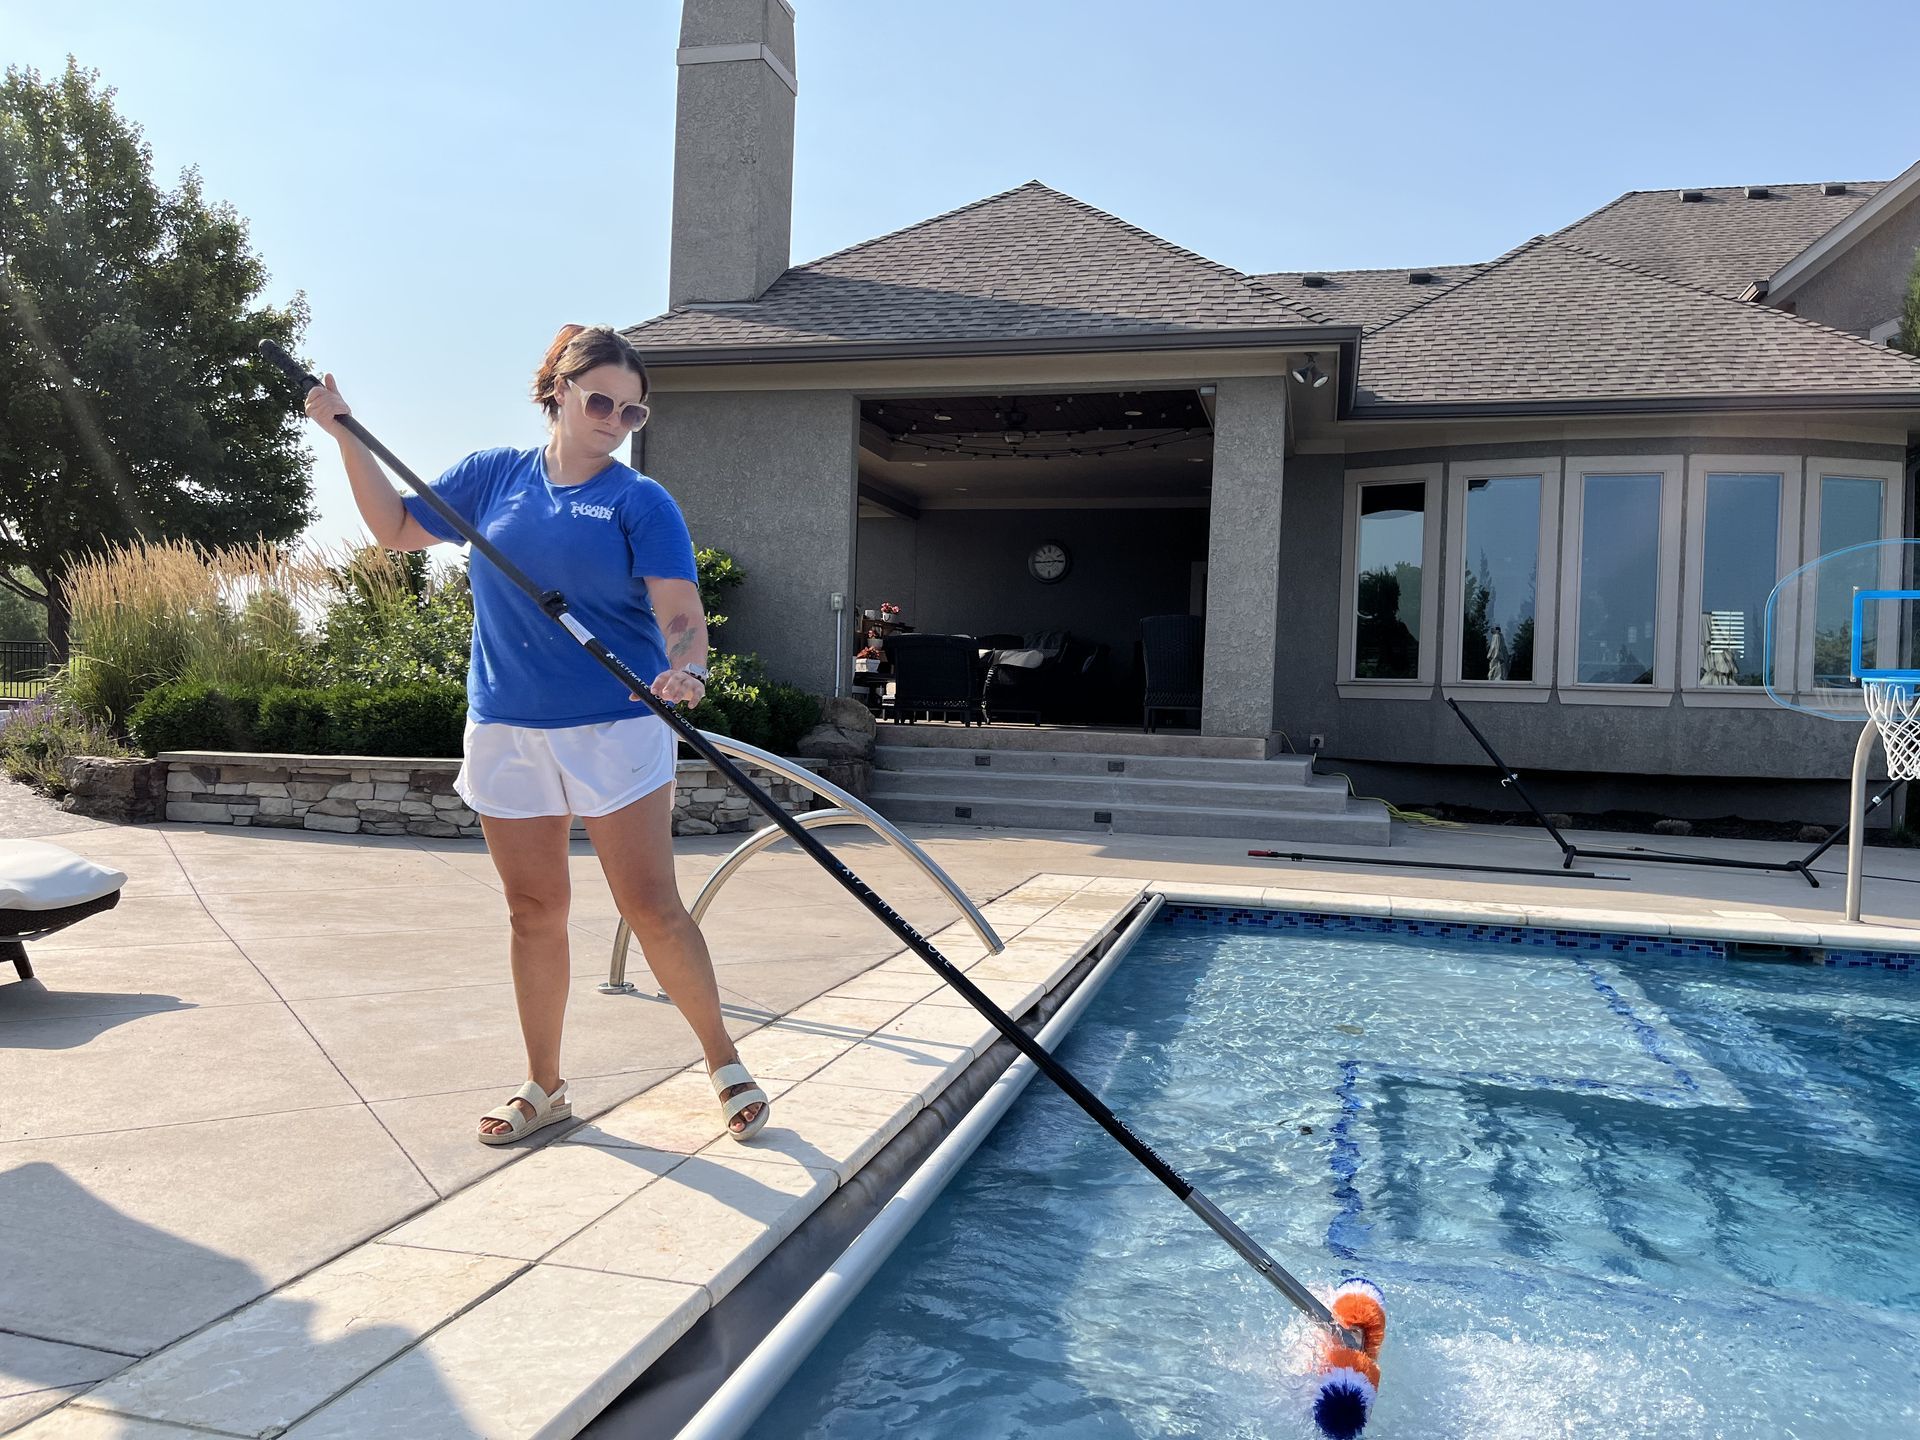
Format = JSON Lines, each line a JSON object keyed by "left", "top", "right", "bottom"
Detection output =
{"left": 873, "top": 722, "right": 1272, "bottom": 759}
{"left": 873, "top": 766, "right": 1357, "bottom": 814}
{"left": 874, "top": 745, "right": 1317, "bottom": 783}
{"left": 868, "top": 790, "right": 1390, "bottom": 842}
{"left": 867, "top": 735, "right": 1391, "bottom": 844}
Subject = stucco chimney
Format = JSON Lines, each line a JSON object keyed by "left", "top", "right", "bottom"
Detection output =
{"left": 669, "top": 0, "right": 797, "bottom": 308}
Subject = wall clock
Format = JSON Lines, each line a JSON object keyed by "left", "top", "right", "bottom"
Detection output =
{"left": 1028, "top": 540, "right": 1071, "bottom": 584}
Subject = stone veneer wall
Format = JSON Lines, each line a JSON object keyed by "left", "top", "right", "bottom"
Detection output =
{"left": 156, "top": 752, "right": 823, "bottom": 838}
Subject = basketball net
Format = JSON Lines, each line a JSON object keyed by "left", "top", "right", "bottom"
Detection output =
{"left": 1863, "top": 678, "right": 1920, "bottom": 781}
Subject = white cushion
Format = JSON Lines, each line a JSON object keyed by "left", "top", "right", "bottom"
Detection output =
{"left": 0, "top": 840, "right": 128, "bottom": 911}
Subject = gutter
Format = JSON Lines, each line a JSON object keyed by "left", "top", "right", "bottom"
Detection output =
{"left": 1349, "top": 389, "right": 1920, "bottom": 421}
{"left": 628, "top": 328, "right": 1365, "bottom": 419}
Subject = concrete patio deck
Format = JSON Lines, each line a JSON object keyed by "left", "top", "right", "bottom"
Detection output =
{"left": 5, "top": 777, "right": 1920, "bottom": 1435}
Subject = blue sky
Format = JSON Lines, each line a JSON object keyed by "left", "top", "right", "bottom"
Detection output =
{"left": 9, "top": 0, "right": 1919, "bottom": 546}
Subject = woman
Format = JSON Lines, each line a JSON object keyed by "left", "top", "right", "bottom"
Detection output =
{"left": 303, "top": 324, "right": 769, "bottom": 1146}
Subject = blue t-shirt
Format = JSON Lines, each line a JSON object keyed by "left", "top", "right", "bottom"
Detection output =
{"left": 402, "top": 447, "right": 698, "bottom": 728}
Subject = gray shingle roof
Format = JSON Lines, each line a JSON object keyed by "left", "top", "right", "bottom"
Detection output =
{"left": 1255, "top": 266, "right": 1484, "bottom": 329}
{"left": 625, "top": 181, "right": 1334, "bottom": 354}
{"left": 1552, "top": 181, "right": 1885, "bottom": 298}
{"left": 1356, "top": 235, "right": 1920, "bottom": 410}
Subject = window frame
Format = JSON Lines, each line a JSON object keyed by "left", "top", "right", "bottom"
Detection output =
{"left": 1555, "top": 454, "right": 1685, "bottom": 705}
{"left": 1679, "top": 456, "right": 1802, "bottom": 709}
{"left": 1441, "top": 458, "right": 1562, "bottom": 704}
{"left": 1338, "top": 462, "right": 1443, "bottom": 700}
{"left": 1783, "top": 457, "right": 1908, "bottom": 697}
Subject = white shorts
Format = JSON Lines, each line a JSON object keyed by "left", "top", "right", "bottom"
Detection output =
{"left": 456, "top": 714, "right": 676, "bottom": 820}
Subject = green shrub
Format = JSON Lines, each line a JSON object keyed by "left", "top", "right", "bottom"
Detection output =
{"left": 127, "top": 678, "right": 463, "bottom": 757}
{"left": 315, "top": 557, "right": 472, "bottom": 688}
{"left": 725, "top": 693, "right": 773, "bottom": 750}
{"left": 128, "top": 680, "right": 261, "bottom": 753}
{"left": 696, "top": 547, "right": 744, "bottom": 642}
{"left": 704, "top": 651, "right": 770, "bottom": 748}
{"left": 766, "top": 683, "right": 822, "bottom": 755}
{"left": 254, "top": 686, "right": 333, "bottom": 753}
{"left": 686, "top": 692, "right": 732, "bottom": 744}
{"left": 0, "top": 696, "right": 137, "bottom": 794}
{"left": 330, "top": 681, "right": 465, "bottom": 757}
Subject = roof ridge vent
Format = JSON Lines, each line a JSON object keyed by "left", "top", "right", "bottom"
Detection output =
{"left": 1745, "top": 185, "right": 1771, "bottom": 199}
{"left": 1824, "top": 182, "right": 1849, "bottom": 196}
{"left": 1301, "top": 274, "right": 1328, "bottom": 288}
{"left": 1407, "top": 270, "right": 1436, "bottom": 284}
{"left": 1679, "top": 189, "right": 1704, "bottom": 202}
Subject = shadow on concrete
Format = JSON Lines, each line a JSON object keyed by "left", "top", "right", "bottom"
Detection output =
{"left": 0, "top": 987, "right": 195, "bottom": 1047}
{"left": 0, "top": 1161, "right": 466, "bottom": 1433}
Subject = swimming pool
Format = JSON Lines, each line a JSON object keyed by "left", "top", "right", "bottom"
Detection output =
{"left": 745, "top": 906, "right": 1920, "bottom": 1439}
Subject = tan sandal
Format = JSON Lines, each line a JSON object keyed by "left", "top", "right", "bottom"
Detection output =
{"left": 477, "top": 1079, "right": 571, "bottom": 1147}
{"left": 710, "top": 1062, "right": 770, "bottom": 1141}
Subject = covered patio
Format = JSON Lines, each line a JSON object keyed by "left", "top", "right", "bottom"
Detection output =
{"left": 853, "top": 385, "right": 1212, "bottom": 729}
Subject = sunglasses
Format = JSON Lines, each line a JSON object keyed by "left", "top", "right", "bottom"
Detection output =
{"left": 566, "top": 379, "right": 650, "bottom": 430}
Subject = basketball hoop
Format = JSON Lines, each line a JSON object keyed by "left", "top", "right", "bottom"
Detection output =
{"left": 1863, "top": 677, "right": 1920, "bottom": 782}
{"left": 1759, "top": 558, "right": 1920, "bottom": 921}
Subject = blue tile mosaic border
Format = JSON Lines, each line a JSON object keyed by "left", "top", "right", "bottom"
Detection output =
{"left": 1154, "top": 902, "right": 1915, "bottom": 973}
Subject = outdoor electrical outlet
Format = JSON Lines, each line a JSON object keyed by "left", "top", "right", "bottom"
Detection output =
{"left": 829, "top": 592, "right": 845, "bottom": 611}
{"left": 1310, "top": 733, "right": 1326, "bottom": 751}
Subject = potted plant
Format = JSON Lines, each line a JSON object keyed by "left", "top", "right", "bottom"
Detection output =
{"left": 879, "top": 601, "right": 902, "bottom": 624}
{"left": 854, "top": 645, "right": 884, "bottom": 674}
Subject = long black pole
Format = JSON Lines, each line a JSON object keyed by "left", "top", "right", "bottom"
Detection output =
{"left": 1247, "top": 849, "right": 1631, "bottom": 881}
{"left": 260, "top": 342, "right": 1354, "bottom": 1343}
{"left": 1443, "top": 698, "right": 1578, "bottom": 861}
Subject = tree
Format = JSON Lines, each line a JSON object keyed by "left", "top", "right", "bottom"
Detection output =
{"left": 1901, "top": 244, "right": 1920, "bottom": 356}
{"left": 0, "top": 566, "right": 46, "bottom": 641}
{"left": 0, "top": 60, "right": 313, "bottom": 657}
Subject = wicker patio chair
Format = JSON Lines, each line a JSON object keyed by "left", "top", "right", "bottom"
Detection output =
{"left": 880, "top": 633, "right": 984, "bottom": 724}
{"left": 1140, "top": 614, "right": 1204, "bottom": 732}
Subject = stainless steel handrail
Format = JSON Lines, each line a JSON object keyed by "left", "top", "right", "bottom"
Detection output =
{"left": 602, "top": 732, "right": 1004, "bottom": 993}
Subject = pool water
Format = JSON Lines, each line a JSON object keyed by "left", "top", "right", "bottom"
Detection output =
{"left": 747, "top": 911, "right": 1920, "bottom": 1439}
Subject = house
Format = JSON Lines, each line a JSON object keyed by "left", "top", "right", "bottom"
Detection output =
{"left": 627, "top": 0, "right": 1920, "bottom": 824}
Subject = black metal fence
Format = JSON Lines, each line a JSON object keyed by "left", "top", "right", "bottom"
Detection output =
{"left": 0, "top": 640, "right": 53, "bottom": 699}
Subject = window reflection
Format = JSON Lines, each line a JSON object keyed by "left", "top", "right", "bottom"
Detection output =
{"left": 1355, "top": 482, "right": 1425, "bottom": 679}
{"left": 1814, "top": 477, "right": 1885, "bottom": 685}
{"left": 1459, "top": 476, "right": 1540, "bottom": 682}
{"left": 1698, "top": 474, "right": 1780, "bottom": 686}
{"left": 1577, "top": 475, "right": 1661, "bottom": 684}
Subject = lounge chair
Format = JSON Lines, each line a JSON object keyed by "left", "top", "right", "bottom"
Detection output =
{"left": 981, "top": 631, "right": 1107, "bottom": 725}
{"left": 0, "top": 840, "right": 127, "bottom": 981}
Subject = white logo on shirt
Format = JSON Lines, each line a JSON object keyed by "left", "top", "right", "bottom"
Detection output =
{"left": 570, "top": 501, "right": 615, "bottom": 521}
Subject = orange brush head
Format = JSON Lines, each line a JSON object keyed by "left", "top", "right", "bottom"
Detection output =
{"left": 1331, "top": 1287, "right": 1387, "bottom": 1356}
{"left": 1312, "top": 1279, "right": 1387, "bottom": 1439}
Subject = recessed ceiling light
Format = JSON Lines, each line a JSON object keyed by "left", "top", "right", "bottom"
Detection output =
{"left": 1188, "top": 457, "right": 1205, "bottom": 463}
{"left": 933, "top": 413, "right": 952, "bottom": 421}
{"left": 955, "top": 486, "right": 969, "bottom": 491}
{"left": 1124, "top": 409, "right": 1143, "bottom": 417}
{"left": 911, "top": 461, "right": 927, "bottom": 467}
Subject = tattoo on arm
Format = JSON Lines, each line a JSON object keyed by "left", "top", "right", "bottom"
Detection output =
{"left": 665, "top": 609, "right": 701, "bottom": 664}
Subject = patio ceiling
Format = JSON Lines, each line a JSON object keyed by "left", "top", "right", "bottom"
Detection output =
{"left": 858, "top": 387, "right": 1213, "bottom": 510}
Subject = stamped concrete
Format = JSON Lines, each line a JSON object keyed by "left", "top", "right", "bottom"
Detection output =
{"left": 8, "top": 803, "right": 1920, "bottom": 1436}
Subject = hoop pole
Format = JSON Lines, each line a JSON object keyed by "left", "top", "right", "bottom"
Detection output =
{"left": 1845, "top": 721, "right": 1878, "bottom": 923}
